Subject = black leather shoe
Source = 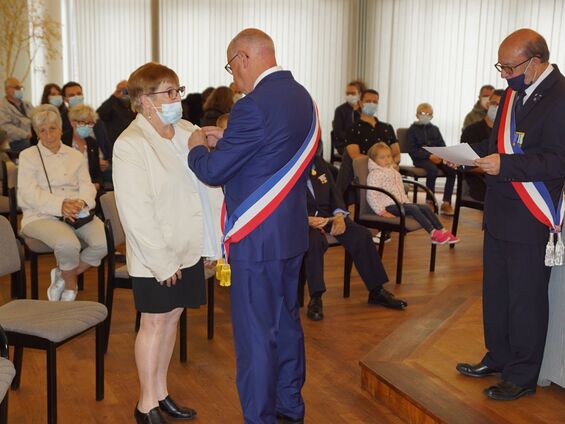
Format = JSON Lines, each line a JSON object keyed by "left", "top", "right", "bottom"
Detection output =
{"left": 368, "top": 288, "right": 407, "bottom": 310}
{"left": 456, "top": 362, "right": 500, "bottom": 378}
{"left": 307, "top": 296, "right": 324, "bottom": 321}
{"left": 277, "top": 412, "right": 304, "bottom": 423}
{"left": 158, "top": 395, "right": 197, "bottom": 419}
{"left": 483, "top": 380, "right": 536, "bottom": 400}
{"left": 134, "top": 406, "right": 169, "bottom": 424}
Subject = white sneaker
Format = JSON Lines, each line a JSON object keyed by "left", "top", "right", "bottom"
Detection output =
{"left": 60, "top": 289, "right": 77, "bottom": 301}
{"left": 47, "top": 268, "right": 65, "bottom": 301}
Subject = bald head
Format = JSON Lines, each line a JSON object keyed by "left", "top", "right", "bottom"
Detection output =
{"left": 228, "top": 28, "right": 276, "bottom": 60}
{"left": 4, "top": 78, "right": 21, "bottom": 91}
{"left": 499, "top": 29, "right": 549, "bottom": 63}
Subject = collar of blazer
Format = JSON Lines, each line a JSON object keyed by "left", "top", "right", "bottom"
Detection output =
{"left": 519, "top": 64, "right": 563, "bottom": 120}
{"left": 135, "top": 113, "right": 195, "bottom": 151}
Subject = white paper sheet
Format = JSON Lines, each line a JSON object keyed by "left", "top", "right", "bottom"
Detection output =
{"left": 423, "top": 144, "right": 480, "bottom": 166}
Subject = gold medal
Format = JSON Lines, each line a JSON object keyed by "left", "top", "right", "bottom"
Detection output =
{"left": 215, "top": 258, "right": 224, "bottom": 280}
{"left": 220, "top": 263, "right": 231, "bottom": 287}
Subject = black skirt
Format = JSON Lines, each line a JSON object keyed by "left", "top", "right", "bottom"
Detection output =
{"left": 132, "top": 258, "right": 206, "bottom": 313}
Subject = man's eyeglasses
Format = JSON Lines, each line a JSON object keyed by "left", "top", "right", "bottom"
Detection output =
{"left": 224, "top": 53, "right": 248, "bottom": 75}
{"left": 494, "top": 56, "right": 537, "bottom": 75}
{"left": 147, "top": 86, "right": 185, "bottom": 100}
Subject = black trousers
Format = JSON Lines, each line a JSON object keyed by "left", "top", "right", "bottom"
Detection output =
{"left": 481, "top": 230, "right": 551, "bottom": 388}
{"left": 303, "top": 218, "right": 389, "bottom": 297}
{"left": 412, "top": 159, "right": 456, "bottom": 202}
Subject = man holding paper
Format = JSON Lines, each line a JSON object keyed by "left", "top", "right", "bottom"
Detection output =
{"left": 454, "top": 29, "right": 565, "bottom": 401}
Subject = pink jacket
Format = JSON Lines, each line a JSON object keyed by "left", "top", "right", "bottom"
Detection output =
{"left": 366, "top": 159, "right": 409, "bottom": 215}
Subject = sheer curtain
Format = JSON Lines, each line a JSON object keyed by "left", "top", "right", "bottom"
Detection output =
{"left": 364, "top": 0, "right": 565, "bottom": 153}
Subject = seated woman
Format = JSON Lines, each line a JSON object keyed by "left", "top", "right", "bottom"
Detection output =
{"left": 200, "top": 86, "right": 233, "bottom": 127}
{"left": 405, "top": 103, "right": 456, "bottom": 215}
{"left": 67, "top": 104, "right": 109, "bottom": 191}
{"left": 366, "top": 142, "right": 459, "bottom": 245}
{"left": 17, "top": 104, "right": 107, "bottom": 301}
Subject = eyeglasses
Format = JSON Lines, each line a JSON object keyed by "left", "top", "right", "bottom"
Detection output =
{"left": 147, "top": 86, "right": 185, "bottom": 100}
{"left": 76, "top": 121, "right": 95, "bottom": 128}
{"left": 494, "top": 56, "right": 537, "bottom": 75}
{"left": 224, "top": 53, "right": 248, "bottom": 74}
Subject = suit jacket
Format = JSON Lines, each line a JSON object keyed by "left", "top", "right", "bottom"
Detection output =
{"left": 307, "top": 155, "right": 346, "bottom": 218}
{"left": 0, "top": 97, "right": 33, "bottom": 142}
{"left": 113, "top": 114, "right": 223, "bottom": 281}
{"left": 84, "top": 137, "right": 102, "bottom": 185}
{"left": 188, "top": 70, "right": 314, "bottom": 261}
{"left": 472, "top": 65, "right": 565, "bottom": 244}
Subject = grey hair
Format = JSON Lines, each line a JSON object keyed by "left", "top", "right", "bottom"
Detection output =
{"left": 30, "top": 104, "right": 62, "bottom": 133}
{"left": 68, "top": 103, "right": 98, "bottom": 123}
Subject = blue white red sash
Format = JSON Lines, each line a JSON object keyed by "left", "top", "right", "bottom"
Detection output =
{"left": 220, "top": 100, "right": 321, "bottom": 260}
{"left": 498, "top": 89, "right": 565, "bottom": 266}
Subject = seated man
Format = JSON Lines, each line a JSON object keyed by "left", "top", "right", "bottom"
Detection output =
{"left": 0, "top": 77, "right": 34, "bottom": 153}
{"left": 405, "top": 102, "right": 456, "bottom": 215}
{"left": 462, "top": 84, "right": 494, "bottom": 130}
{"left": 304, "top": 155, "right": 407, "bottom": 321}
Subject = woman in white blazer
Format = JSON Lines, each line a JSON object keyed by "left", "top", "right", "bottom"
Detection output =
{"left": 113, "top": 63, "right": 222, "bottom": 424}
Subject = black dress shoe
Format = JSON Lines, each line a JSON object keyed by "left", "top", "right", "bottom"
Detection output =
{"left": 158, "top": 395, "right": 197, "bottom": 419}
{"left": 483, "top": 380, "right": 536, "bottom": 400}
{"left": 368, "top": 288, "right": 407, "bottom": 310}
{"left": 276, "top": 412, "right": 304, "bottom": 423}
{"left": 456, "top": 362, "right": 500, "bottom": 378}
{"left": 134, "top": 406, "right": 169, "bottom": 424}
{"left": 307, "top": 296, "right": 324, "bottom": 321}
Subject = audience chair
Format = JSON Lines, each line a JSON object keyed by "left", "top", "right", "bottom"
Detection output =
{"left": 350, "top": 156, "right": 438, "bottom": 284}
{"left": 329, "top": 130, "right": 343, "bottom": 165}
{"left": 0, "top": 161, "right": 18, "bottom": 234}
{"left": 397, "top": 128, "right": 445, "bottom": 203}
{"left": 0, "top": 215, "right": 107, "bottom": 424}
{"left": 0, "top": 326, "right": 15, "bottom": 424}
{"left": 297, "top": 234, "right": 353, "bottom": 307}
{"left": 450, "top": 170, "right": 484, "bottom": 249}
{"left": 99, "top": 192, "right": 216, "bottom": 363}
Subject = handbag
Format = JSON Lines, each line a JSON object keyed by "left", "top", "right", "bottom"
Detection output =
{"left": 36, "top": 145, "right": 95, "bottom": 229}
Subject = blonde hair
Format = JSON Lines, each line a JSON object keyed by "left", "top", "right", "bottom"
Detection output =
{"left": 68, "top": 104, "right": 98, "bottom": 123}
{"left": 30, "top": 104, "right": 62, "bottom": 133}
{"left": 367, "top": 142, "right": 391, "bottom": 162}
{"left": 216, "top": 113, "right": 230, "bottom": 129}
{"left": 416, "top": 102, "right": 433, "bottom": 114}
{"left": 127, "top": 62, "right": 179, "bottom": 113}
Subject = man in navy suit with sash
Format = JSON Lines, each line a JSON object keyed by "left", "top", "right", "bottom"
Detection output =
{"left": 456, "top": 29, "right": 565, "bottom": 400}
{"left": 188, "top": 29, "right": 315, "bottom": 423}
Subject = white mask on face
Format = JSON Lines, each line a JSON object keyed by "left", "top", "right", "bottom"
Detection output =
{"left": 417, "top": 114, "right": 432, "bottom": 125}
{"left": 345, "top": 94, "right": 360, "bottom": 106}
{"left": 151, "top": 100, "right": 182, "bottom": 125}
{"left": 487, "top": 105, "right": 498, "bottom": 121}
{"left": 480, "top": 96, "right": 490, "bottom": 109}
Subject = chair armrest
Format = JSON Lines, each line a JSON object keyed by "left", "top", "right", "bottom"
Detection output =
{"left": 349, "top": 182, "right": 407, "bottom": 227}
{"left": 0, "top": 325, "right": 9, "bottom": 358}
{"left": 401, "top": 178, "right": 439, "bottom": 213}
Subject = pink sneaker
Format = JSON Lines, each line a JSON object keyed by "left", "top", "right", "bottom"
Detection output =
{"left": 431, "top": 229, "right": 450, "bottom": 245}
{"left": 446, "top": 231, "right": 460, "bottom": 244}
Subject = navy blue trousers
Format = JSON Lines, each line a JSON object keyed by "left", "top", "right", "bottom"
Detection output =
{"left": 230, "top": 255, "right": 306, "bottom": 424}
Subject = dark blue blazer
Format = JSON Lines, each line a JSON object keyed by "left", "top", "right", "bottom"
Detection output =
{"left": 472, "top": 65, "right": 565, "bottom": 244}
{"left": 188, "top": 71, "right": 314, "bottom": 261}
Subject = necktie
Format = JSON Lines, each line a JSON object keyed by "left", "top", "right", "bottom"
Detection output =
{"left": 514, "top": 90, "right": 526, "bottom": 120}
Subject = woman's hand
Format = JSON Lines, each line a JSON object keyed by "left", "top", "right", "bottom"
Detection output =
{"left": 61, "top": 199, "right": 84, "bottom": 220}
{"left": 161, "top": 269, "right": 182, "bottom": 287}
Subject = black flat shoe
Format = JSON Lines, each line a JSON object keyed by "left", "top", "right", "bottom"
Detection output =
{"left": 159, "top": 395, "right": 197, "bottom": 420}
{"left": 307, "top": 296, "right": 324, "bottom": 321}
{"left": 368, "top": 288, "right": 407, "bottom": 310}
{"left": 456, "top": 362, "right": 500, "bottom": 378}
{"left": 276, "top": 412, "right": 304, "bottom": 423}
{"left": 134, "top": 406, "right": 169, "bottom": 424}
{"left": 483, "top": 380, "right": 536, "bottom": 401}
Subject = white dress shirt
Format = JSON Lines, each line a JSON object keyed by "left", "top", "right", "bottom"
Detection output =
{"left": 17, "top": 142, "right": 97, "bottom": 228}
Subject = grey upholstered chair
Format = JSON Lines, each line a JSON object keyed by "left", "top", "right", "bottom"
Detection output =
{"left": 99, "top": 192, "right": 216, "bottom": 362}
{"left": 0, "top": 215, "right": 107, "bottom": 424}
{"left": 350, "top": 156, "right": 438, "bottom": 284}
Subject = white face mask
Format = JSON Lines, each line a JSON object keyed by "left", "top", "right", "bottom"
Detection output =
{"left": 480, "top": 96, "right": 490, "bottom": 109}
{"left": 345, "top": 94, "right": 360, "bottom": 106}
{"left": 417, "top": 114, "right": 432, "bottom": 125}
{"left": 152, "top": 100, "right": 182, "bottom": 125}
{"left": 487, "top": 105, "right": 498, "bottom": 121}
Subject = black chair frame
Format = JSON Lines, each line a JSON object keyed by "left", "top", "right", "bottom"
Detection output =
{"left": 450, "top": 171, "right": 484, "bottom": 249}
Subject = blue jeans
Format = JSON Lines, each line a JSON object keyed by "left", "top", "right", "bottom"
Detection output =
{"left": 385, "top": 203, "right": 443, "bottom": 233}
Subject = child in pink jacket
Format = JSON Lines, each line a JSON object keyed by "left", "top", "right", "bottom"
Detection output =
{"left": 366, "top": 143, "right": 459, "bottom": 245}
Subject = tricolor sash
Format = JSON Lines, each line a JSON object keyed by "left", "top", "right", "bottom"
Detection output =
{"left": 497, "top": 89, "right": 565, "bottom": 266}
{"left": 220, "top": 100, "right": 321, "bottom": 263}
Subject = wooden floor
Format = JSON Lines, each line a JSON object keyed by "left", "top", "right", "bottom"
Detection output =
{"left": 1, "top": 202, "right": 564, "bottom": 423}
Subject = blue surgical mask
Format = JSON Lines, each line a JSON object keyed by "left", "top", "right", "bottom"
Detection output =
{"left": 14, "top": 89, "right": 24, "bottom": 100}
{"left": 506, "top": 58, "right": 533, "bottom": 92}
{"left": 49, "top": 95, "right": 63, "bottom": 107}
{"left": 77, "top": 125, "right": 93, "bottom": 138}
{"left": 362, "top": 102, "right": 378, "bottom": 117}
{"left": 487, "top": 105, "right": 498, "bottom": 121}
{"left": 68, "top": 95, "right": 84, "bottom": 107}
{"left": 154, "top": 100, "right": 182, "bottom": 125}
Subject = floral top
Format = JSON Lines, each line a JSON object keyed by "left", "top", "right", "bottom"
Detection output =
{"left": 366, "top": 158, "right": 408, "bottom": 215}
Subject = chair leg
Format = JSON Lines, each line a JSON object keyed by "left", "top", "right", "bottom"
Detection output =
{"left": 451, "top": 204, "right": 462, "bottom": 251}
{"left": 10, "top": 346, "right": 23, "bottom": 390}
{"left": 207, "top": 277, "right": 214, "bottom": 340}
{"left": 96, "top": 323, "right": 105, "bottom": 401}
{"left": 378, "top": 235, "right": 386, "bottom": 258}
{"left": 396, "top": 232, "right": 405, "bottom": 284}
{"left": 31, "top": 253, "right": 38, "bottom": 299}
{"left": 179, "top": 309, "right": 187, "bottom": 363}
{"left": 46, "top": 343, "right": 57, "bottom": 424}
{"left": 104, "top": 279, "right": 115, "bottom": 354}
{"left": 18, "top": 267, "right": 26, "bottom": 299}
{"left": 0, "top": 392, "right": 8, "bottom": 424}
{"left": 343, "top": 251, "right": 353, "bottom": 298}
{"left": 430, "top": 244, "right": 437, "bottom": 272}
{"left": 97, "top": 260, "right": 105, "bottom": 303}
{"left": 77, "top": 274, "right": 84, "bottom": 292}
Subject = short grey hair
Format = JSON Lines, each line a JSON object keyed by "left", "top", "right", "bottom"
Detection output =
{"left": 68, "top": 103, "right": 98, "bottom": 123}
{"left": 30, "top": 104, "right": 62, "bottom": 133}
